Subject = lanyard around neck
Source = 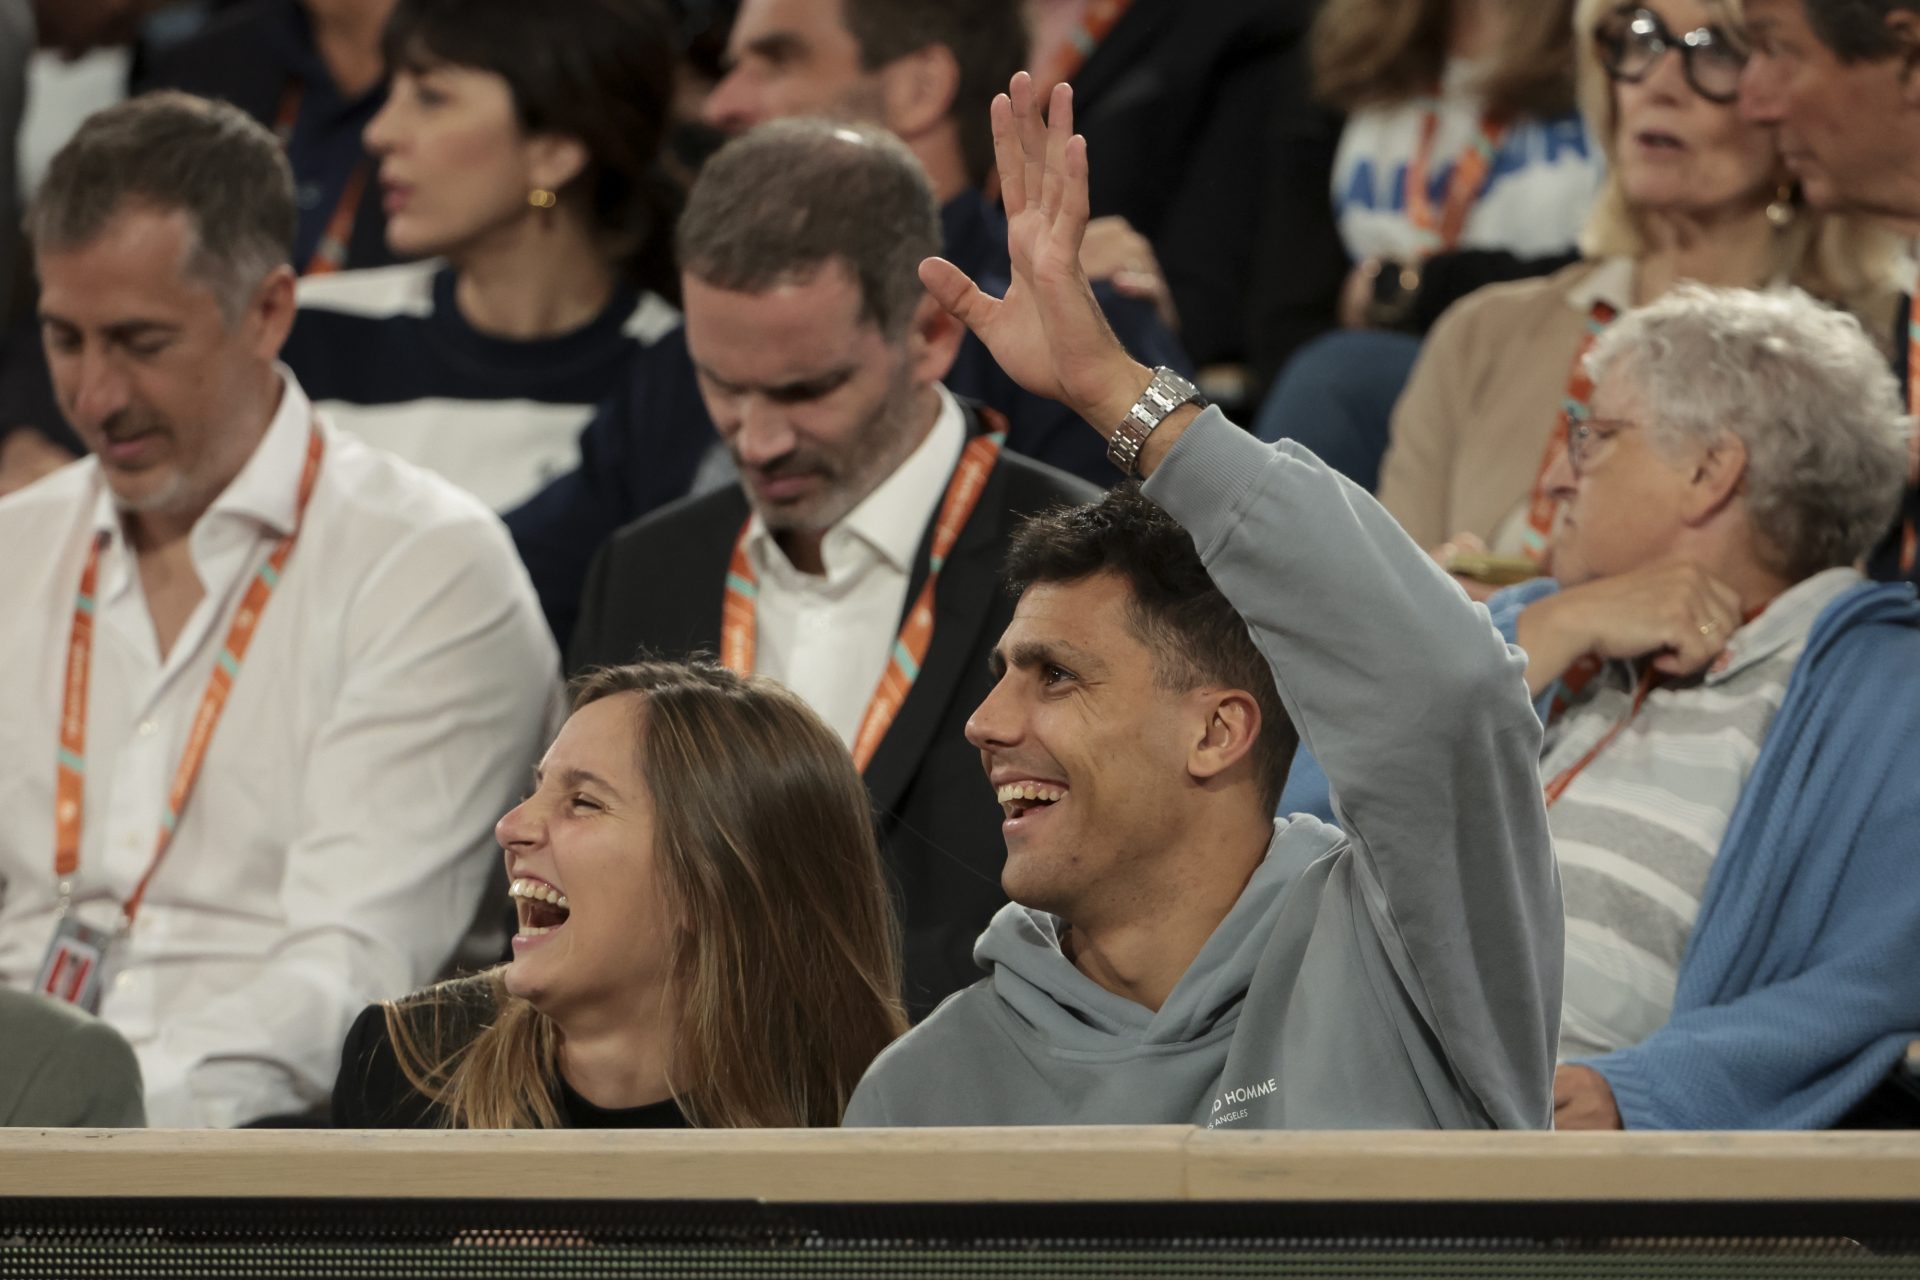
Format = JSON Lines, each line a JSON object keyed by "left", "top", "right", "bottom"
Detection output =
{"left": 721, "top": 430, "right": 1003, "bottom": 772}
{"left": 1036, "top": 0, "right": 1134, "bottom": 92}
{"left": 53, "top": 422, "right": 326, "bottom": 925}
{"left": 275, "top": 79, "right": 370, "bottom": 277}
{"left": 1519, "top": 298, "right": 1621, "bottom": 564}
{"left": 1405, "top": 105, "right": 1510, "bottom": 256}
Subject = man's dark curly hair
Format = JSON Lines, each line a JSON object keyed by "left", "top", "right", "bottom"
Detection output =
{"left": 1004, "top": 487, "right": 1296, "bottom": 812}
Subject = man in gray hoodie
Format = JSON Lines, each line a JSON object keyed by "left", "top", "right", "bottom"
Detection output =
{"left": 842, "top": 72, "right": 1563, "bottom": 1131}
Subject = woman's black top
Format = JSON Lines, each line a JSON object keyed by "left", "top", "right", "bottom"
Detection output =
{"left": 331, "top": 977, "right": 686, "bottom": 1130}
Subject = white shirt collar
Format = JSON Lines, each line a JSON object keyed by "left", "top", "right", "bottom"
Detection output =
{"left": 1564, "top": 256, "right": 1636, "bottom": 315}
{"left": 1565, "top": 254, "right": 1801, "bottom": 318}
{"left": 85, "top": 364, "right": 317, "bottom": 549}
{"left": 748, "top": 385, "right": 968, "bottom": 584}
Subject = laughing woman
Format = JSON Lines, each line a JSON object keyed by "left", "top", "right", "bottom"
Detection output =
{"left": 331, "top": 663, "right": 907, "bottom": 1128}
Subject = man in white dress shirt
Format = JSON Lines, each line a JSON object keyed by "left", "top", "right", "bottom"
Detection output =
{"left": 0, "top": 91, "right": 559, "bottom": 1127}
{"left": 567, "top": 119, "right": 1095, "bottom": 1015}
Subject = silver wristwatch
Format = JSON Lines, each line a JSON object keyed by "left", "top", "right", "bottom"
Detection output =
{"left": 1107, "top": 366, "right": 1209, "bottom": 478}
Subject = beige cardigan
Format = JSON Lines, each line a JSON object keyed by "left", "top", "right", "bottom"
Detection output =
{"left": 1379, "top": 259, "right": 1628, "bottom": 554}
{"left": 1379, "top": 258, "right": 1902, "bottom": 553}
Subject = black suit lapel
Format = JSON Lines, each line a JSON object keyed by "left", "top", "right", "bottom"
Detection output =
{"left": 861, "top": 411, "right": 1010, "bottom": 820}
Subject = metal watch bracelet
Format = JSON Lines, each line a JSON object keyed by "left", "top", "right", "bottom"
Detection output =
{"left": 1107, "top": 366, "right": 1208, "bottom": 479}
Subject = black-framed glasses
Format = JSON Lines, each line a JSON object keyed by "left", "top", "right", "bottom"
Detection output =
{"left": 1594, "top": 5, "right": 1749, "bottom": 104}
{"left": 1565, "top": 417, "right": 1640, "bottom": 477}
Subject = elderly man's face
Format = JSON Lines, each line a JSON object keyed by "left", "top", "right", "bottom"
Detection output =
{"left": 37, "top": 207, "right": 291, "bottom": 528}
{"left": 1543, "top": 374, "right": 1702, "bottom": 586}
{"left": 1740, "top": 0, "right": 1920, "bottom": 216}
{"left": 702, "top": 0, "right": 885, "bottom": 137}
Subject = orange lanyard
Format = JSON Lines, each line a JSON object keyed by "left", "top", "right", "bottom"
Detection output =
{"left": 1543, "top": 666, "right": 1661, "bottom": 806}
{"left": 1902, "top": 288, "right": 1919, "bottom": 575}
{"left": 1036, "top": 0, "right": 1134, "bottom": 92}
{"left": 1405, "top": 106, "right": 1510, "bottom": 255}
{"left": 721, "top": 430, "right": 1003, "bottom": 772}
{"left": 54, "top": 423, "right": 325, "bottom": 924}
{"left": 274, "top": 80, "right": 370, "bottom": 277}
{"left": 1542, "top": 598, "right": 1768, "bottom": 803}
{"left": 1520, "top": 299, "right": 1620, "bottom": 563}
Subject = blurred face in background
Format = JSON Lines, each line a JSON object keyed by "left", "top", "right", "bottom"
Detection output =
{"left": 1740, "top": 0, "right": 1919, "bottom": 217}
{"left": 702, "top": 0, "right": 885, "bottom": 135}
{"left": 1598, "top": 0, "right": 1781, "bottom": 217}
{"left": 363, "top": 55, "right": 587, "bottom": 262}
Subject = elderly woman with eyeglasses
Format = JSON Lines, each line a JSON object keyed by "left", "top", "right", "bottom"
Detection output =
{"left": 1482, "top": 284, "right": 1920, "bottom": 1133}
{"left": 1376, "top": 0, "right": 1905, "bottom": 581}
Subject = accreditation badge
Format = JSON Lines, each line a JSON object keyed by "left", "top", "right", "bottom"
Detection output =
{"left": 35, "top": 914, "right": 115, "bottom": 1014}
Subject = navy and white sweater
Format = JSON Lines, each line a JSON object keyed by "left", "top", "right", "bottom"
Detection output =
{"left": 283, "top": 260, "right": 680, "bottom": 511}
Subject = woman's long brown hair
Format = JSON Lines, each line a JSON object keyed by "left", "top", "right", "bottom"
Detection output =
{"left": 384, "top": 661, "right": 908, "bottom": 1128}
{"left": 1312, "top": 0, "right": 1579, "bottom": 120}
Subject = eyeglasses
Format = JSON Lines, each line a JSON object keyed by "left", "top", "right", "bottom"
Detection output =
{"left": 1564, "top": 417, "right": 1640, "bottom": 477}
{"left": 1594, "top": 5, "right": 1749, "bottom": 105}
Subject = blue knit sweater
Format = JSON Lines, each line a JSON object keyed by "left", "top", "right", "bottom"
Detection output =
{"left": 1488, "top": 577, "right": 1920, "bottom": 1128}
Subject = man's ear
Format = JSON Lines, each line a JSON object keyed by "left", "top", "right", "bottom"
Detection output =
{"left": 877, "top": 44, "right": 961, "bottom": 141}
{"left": 249, "top": 264, "right": 299, "bottom": 362}
{"left": 905, "top": 292, "right": 964, "bottom": 386}
{"left": 1187, "top": 689, "right": 1263, "bottom": 787}
{"left": 1681, "top": 429, "right": 1749, "bottom": 525}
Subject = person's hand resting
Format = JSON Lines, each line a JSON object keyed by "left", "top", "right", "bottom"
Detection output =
{"left": 1514, "top": 561, "right": 1742, "bottom": 697}
{"left": 1079, "top": 215, "right": 1179, "bottom": 332}
{"left": 1553, "top": 1063, "right": 1623, "bottom": 1130}
{"left": 919, "top": 73, "right": 1163, "bottom": 453}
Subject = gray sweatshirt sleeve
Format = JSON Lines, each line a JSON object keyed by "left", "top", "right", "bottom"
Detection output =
{"left": 1141, "top": 408, "right": 1562, "bottom": 1130}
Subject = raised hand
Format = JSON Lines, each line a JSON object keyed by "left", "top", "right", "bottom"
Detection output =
{"left": 918, "top": 73, "right": 1150, "bottom": 433}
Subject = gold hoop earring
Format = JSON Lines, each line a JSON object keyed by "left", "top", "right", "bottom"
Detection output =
{"left": 528, "top": 188, "right": 558, "bottom": 210}
{"left": 1765, "top": 182, "right": 1797, "bottom": 229}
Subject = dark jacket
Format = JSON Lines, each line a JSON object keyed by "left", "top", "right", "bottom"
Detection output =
{"left": 1071, "top": 0, "right": 1316, "bottom": 372}
{"left": 332, "top": 977, "right": 686, "bottom": 1129}
{"left": 568, "top": 406, "right": 1098, "bottom": 1015}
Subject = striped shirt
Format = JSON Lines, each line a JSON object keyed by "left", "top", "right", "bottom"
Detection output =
{"left": 283, "top": 260, "right": 680, "bottom": 511}
{"left": 1549, "top": 567, "right": 1863, "bottom": 1061}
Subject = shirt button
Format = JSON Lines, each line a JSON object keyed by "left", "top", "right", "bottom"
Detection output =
{"left": 114, "top": 972, "right": 133, "bottom": 990}
{"left": 137, "top": 720, "right": 158, "bottom": 737}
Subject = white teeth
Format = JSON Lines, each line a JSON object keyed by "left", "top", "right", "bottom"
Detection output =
{"left": 995, "top": 783, "right": 1066, "bottom": 806}
{"left": 509, "top": 879, "right": 569, "bottom": 910}
{"left": 518, "top": 924, "right": 558, "bottom": 937}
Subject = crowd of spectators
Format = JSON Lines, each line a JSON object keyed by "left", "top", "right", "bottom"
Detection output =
{"left": 0, "top": 0, "right": 1914, "bottom": 1135}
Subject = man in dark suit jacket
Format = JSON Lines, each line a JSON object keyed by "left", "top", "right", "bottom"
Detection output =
{"left": 505, "top": 0, "right": 1184, "bottom": 650}
{"left": 569, "top": 119, "right": 1095, "bottom": 1015}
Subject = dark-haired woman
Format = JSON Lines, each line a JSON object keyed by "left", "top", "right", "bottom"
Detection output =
{"left": 332, "top": 662, "right": 908, "bottom": 1129}
{"left": 281, "top": 0, "right": 683, "bottom": 513}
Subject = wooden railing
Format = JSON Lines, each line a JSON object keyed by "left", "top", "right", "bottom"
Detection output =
{"left": 3, "top": 1128, "right": 1916, "bottom": 1202}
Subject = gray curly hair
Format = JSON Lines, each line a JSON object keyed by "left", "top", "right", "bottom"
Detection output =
{"left": 1585, "top": 283, "right": 1910, "bottom": 580}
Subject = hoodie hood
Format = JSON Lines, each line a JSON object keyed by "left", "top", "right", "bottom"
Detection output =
{"left": 974, "top": 820, "right": 1340, "bottom": 1053}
